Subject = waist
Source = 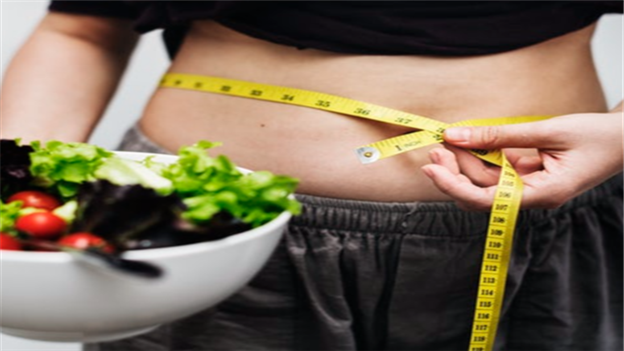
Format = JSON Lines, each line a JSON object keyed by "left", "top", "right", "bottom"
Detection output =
{"left": 139, "top": 21, "right": 608, "bottom": 202}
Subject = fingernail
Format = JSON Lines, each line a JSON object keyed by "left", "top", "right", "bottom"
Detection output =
{"left": 429, "top": 149, "right": 440, "bottom": 163}
{"left": 444, "top": 128, "right": 471, "bottom": 143}
{"left": 421, "top": 166, "right": 434, "bottom": 178}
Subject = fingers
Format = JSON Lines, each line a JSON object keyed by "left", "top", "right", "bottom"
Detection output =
{"left": 443, "top": 119, "right": 564, "bottom": 150}
{"left": 504, "top": 150, "right": 544, "bottom": 175}
{"left": 519, "top": 170, "right": 585, "bottom": 209}
{"left": 422, "top": 163, "right": 560, "bottom": 211}
{"left": 441, "top": 145, "right": 501, "bottom": 186}
{"left": 421, "top": 163, "right": 497, "bottom": 211}
{"left": 424, "top": 148, "right": 550, "bottom": 211}
{"left": 425, "top": 113, "right": 620, "bottom": 211}
{"left": 430, "top": 147, "right": 546, "bottom": 188}
{"left": 428, "top": 147, "right": 460, "bottom": 174}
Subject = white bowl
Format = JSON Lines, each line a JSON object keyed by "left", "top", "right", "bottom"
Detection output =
{"left": 0, "top": 152, "right": 291, "bottom": 342}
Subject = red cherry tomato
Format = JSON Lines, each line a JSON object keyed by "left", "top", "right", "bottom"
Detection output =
{"left": 58, "top": 233, "right": 115, "bottom": 253}
{"left": 7, "top": 190, "right": 61, "bottom": 211}
{"left": 0, "top": 232, "right": 22, "bottom": 251}
{"left": 15, "top": 212, "right": 67, "bottom": 239}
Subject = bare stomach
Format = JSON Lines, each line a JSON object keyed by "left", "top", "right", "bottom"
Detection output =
{"left": 139, "top": 21, "right": 607, "bottom": 202}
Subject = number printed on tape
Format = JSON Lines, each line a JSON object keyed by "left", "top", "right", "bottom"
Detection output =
{"left": 159, "top": 73, "right": 545, "bottom": 351}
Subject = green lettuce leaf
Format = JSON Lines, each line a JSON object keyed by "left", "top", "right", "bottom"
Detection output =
{"left": 163, "top": 141, "right": 301, "bottom": 227}
{"left": 94, "top": 157, "right": 173, "bottom": 194}
{"left": 28, "top": 140, "right": 113, "bottom": 198}
{"left": 0, "top": 200, "right": 23, "bottom": 234}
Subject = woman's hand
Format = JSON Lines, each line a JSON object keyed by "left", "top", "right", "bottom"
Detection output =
{"left": 421, "top": 111, "right": 623, "bottom": 211}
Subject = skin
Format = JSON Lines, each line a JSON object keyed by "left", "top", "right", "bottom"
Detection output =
{"left": 422, "top": 107, "right": 623, "bottom": 210}
{"left": 1, "top": 13, "right": 622, "bottom": 206}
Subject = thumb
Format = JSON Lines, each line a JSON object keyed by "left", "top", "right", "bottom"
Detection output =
{"left": 443, "top": 121, "right": 558, "bottom": 149}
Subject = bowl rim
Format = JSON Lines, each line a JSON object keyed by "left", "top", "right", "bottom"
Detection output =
{"left": 1, "top": 151, "right": 294, "bottom": 262}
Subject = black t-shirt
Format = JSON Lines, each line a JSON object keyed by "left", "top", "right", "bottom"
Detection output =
{"left": 49, "top": 1, "right": 624, "bottom": 58}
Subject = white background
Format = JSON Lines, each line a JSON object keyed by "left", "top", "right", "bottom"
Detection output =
{"left": 1, "top": 1, "right": 622, "bottom": 351}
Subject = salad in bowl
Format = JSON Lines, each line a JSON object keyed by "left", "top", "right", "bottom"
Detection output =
{"left": 0, "top": 139, "right": 300, "bottom": 342}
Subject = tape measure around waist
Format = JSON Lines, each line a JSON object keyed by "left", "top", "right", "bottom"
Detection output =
{"left": 160, "top": 73, "right": 550, "bottom": 351}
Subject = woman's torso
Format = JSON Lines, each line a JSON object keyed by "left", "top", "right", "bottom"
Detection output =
{"left": 139, "top": 20, "right": 607, "bottom": 202}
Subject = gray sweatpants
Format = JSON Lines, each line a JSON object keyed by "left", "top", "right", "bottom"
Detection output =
{"left": 86, "top": 126, "right": 623, "bottom": 351}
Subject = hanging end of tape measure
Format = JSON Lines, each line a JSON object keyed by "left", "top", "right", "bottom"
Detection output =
{"left": 355, "top": 147, "right": 381, "bottom": 164}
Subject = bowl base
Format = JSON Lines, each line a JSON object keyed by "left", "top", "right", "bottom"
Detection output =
{"left": 1, "top": 325, "right": 159, "bottom": 343}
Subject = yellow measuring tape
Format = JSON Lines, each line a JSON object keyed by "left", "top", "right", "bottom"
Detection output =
{"left": 160, "top": 73, "right": 550, "bottom": 351}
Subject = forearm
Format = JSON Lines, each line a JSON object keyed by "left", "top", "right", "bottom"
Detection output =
{"left": 0, "top": 13, "right": 139, "bottom": 143}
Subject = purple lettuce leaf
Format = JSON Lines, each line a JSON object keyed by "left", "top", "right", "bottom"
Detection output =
{"left": 1, "top": 139, "right": 34, "bottom": 199}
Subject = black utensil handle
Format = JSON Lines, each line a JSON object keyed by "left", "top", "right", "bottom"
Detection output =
{"left": 17, "top": 238, "right": 164, "bottom": 279}
{"left": 83, "top": 248, "right": 164, "bottom": 279}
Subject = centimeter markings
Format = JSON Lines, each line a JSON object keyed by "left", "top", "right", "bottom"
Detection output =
{"left": 162, "top": 74, "right": 549, "bottom": 165}
{"left": 468, "top": 157, "right": 522, "bottom": 351}
{"left": 356, "top": 130, "right": 442, "bottom": 164}
{"left": 160, "top": 73, "right": 532, "bottom": 351}
{"left": 161, "top": 73, "right": 448, "bottom": 133}
{"left": 356, "top": 115, "right": 551, "bottom": 164}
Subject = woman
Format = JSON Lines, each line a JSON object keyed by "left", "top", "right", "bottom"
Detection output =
{"left": 1, "top": 2, "right": 622, "bottom": 350}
